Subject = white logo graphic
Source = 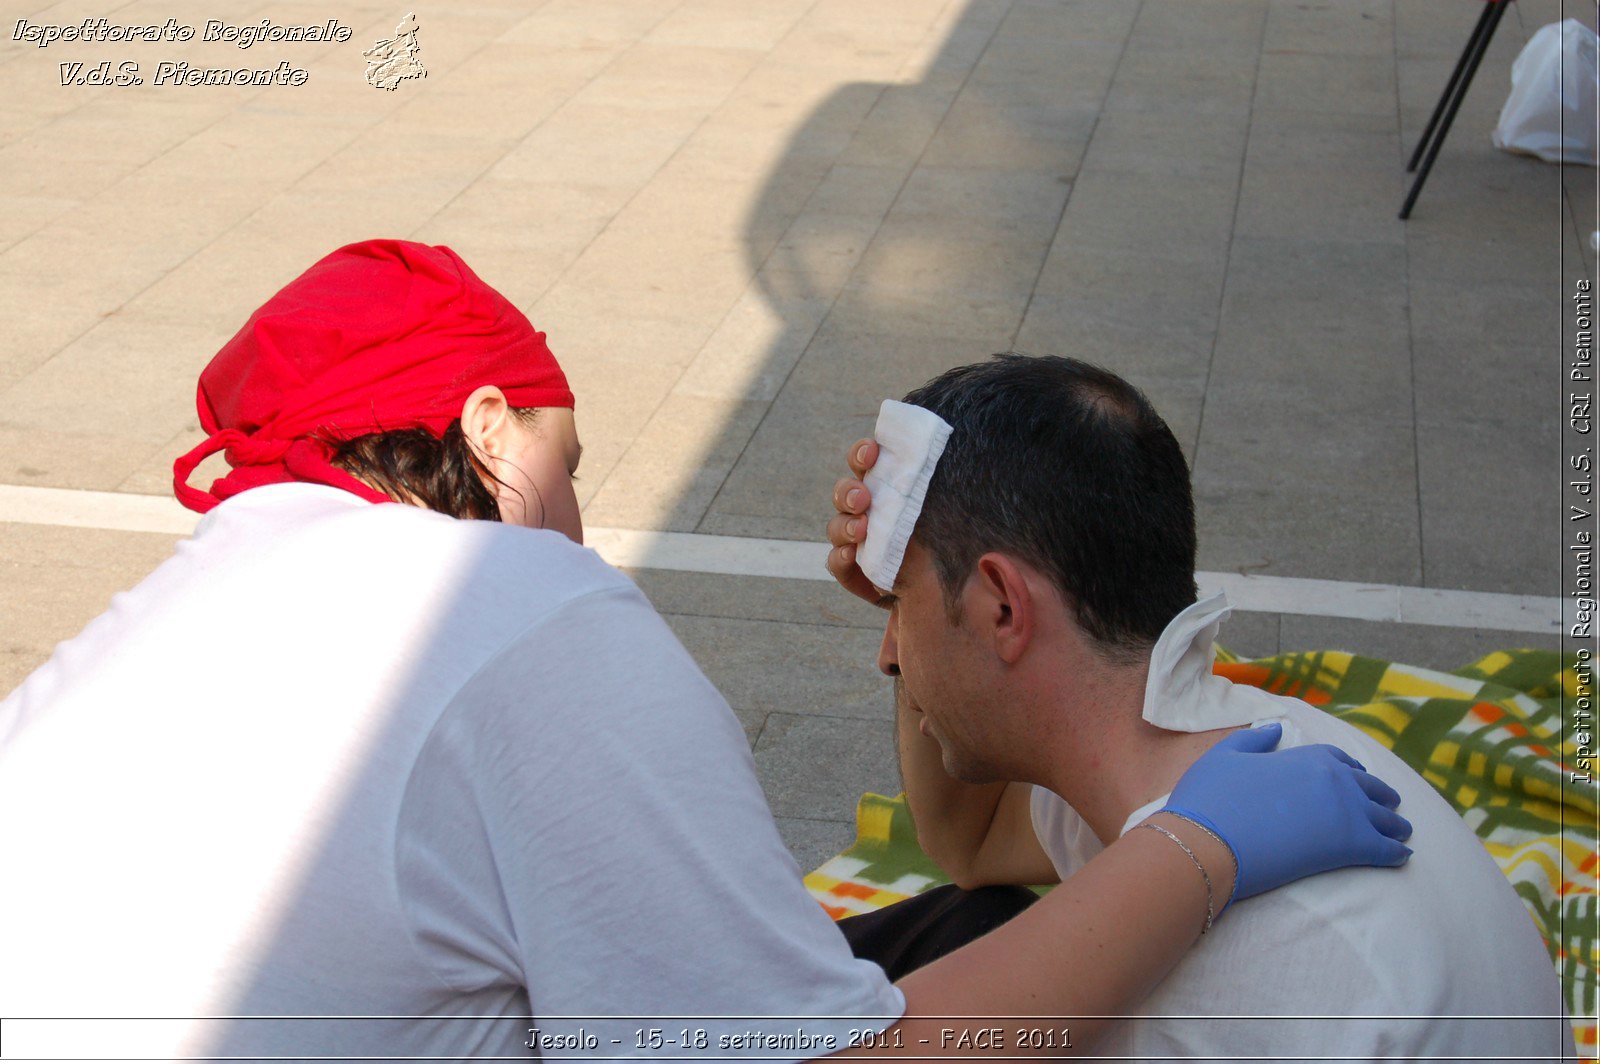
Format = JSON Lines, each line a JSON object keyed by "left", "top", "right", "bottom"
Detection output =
{"left": 363, "top": 13, "right": 425, "bottom": 90}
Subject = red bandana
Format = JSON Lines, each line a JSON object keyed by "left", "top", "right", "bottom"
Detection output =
{"left": 173, "top": 239, "right": 573, "bottom": 514}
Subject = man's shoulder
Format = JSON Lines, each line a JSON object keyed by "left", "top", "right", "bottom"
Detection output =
{"left": 1269, "top": 696, "right": 1456, "bottom": 814}
{"left": 1035, "top": 688, "right": 1558, "bottom": 1000}
{"left": 1233, "top": 695, "right": 1538, "bottom": 916}
{"left": 1206, "top": 698, "right": 1562, "bottom": 1013}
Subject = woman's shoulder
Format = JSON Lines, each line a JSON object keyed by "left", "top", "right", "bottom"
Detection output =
{"left": 205, "top": 484, "right": 636, "bottom": 622}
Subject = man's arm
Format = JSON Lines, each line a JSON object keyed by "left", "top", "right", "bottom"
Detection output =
{"left": 824, "top": 810, "right": 1238, "bottom": 1059}
{"left": 894, "top": 680, "right": 1058, "bottom": 889}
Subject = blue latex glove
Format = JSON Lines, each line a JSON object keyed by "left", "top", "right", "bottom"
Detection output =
{"left": 1160, "top": 722, "right": 1412, "bottom": 911}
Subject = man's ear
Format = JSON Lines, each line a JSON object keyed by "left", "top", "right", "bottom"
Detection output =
{"left": 970, "top": 553, "right": 1036, "bottom": 665}
{"left": 459, "top": 385, "right": 511, "bottom": 460}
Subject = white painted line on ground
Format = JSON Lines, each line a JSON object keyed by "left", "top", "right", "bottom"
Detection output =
{"left": 0, "top": 483, "right": 200, "bottom": 535}
{"left": 585, "top": 526, "right": 824, "bottom": 582}
{"left": 1198, "top": 571, "right": 1561, "bottom": 636}
{"left": 0, "top": 484, "right": 1564, "bottom": 634}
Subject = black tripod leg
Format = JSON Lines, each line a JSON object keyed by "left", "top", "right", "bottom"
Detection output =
{"left": 1408, "top": 1, "right": 1500, "bottom": 172}
{"left": 1400, "top": 0, "right": 1512, "bottom": 219}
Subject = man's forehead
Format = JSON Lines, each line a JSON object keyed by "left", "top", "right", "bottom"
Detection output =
{"left": 895, "top": 537, "right": 934, "bottom": 592}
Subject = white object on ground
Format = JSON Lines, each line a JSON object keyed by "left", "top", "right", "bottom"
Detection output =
{"left": 857, "top": 399, "right": 953, "bottom": 593}
{"left": 1492, "top": 18, "right": 1599, "bottom": 165}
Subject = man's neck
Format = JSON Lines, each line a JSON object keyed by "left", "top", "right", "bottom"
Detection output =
{"left": 1025, "top": 649, "right": 1237, "bottom": 846}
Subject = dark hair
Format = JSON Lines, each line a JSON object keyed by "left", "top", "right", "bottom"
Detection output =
{"left": 904, "top": 354, "right": 1197, "bottom": 658}
{"left": 329, "top": 409, "right": 541, "bottom": 522}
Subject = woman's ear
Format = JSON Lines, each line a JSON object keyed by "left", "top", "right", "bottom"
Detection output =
{"left": 459, "top": 385, "right": 511, "bottom": 459}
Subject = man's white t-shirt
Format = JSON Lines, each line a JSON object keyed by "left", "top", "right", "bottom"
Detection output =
{"left": 1031, "top": 598, "right": 1572, "bottom": 1062}
{"left": 0, "top": 484, "right": 902, "bottom": 1060}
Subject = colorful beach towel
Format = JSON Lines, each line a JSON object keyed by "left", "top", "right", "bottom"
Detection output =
{"left": 803, "top": 648, "right": 1598, "bottom": 1056}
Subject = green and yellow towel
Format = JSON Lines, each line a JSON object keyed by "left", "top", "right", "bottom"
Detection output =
{"left": 804, "top": 649, "right": 1597, "bottom": 1056}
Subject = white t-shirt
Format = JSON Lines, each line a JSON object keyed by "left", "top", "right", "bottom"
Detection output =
{"left": 0, "top": 484, "right": 902, "bottom": 1061}
{"left": 1031, "top": 597, "right": 1572, "bottom": 1062}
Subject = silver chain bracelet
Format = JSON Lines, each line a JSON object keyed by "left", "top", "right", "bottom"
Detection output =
{"left": 1138, "top": 821, "right": 1216, "bottom": 935}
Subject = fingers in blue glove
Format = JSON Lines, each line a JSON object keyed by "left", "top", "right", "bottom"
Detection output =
{"left": 1320, "top": 744, "right": 1365, "bottom": 773}
{"left": 1163, "top": 727, "right": 1415, "bottom": 911}
{"left": 1365, "top": 801, "right": 1414, "bottom": 843}
{"left": 1366, "top": 835, "right": 1414, "bottom": 868}
{"left": 1351, "top": 767, "right": 1402, "bottom": 810}
{"left": 1217, "top": 720, "right": 1282, "bottom": 754}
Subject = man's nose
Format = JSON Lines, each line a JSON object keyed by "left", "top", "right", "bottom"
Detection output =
{"left": 876, "top": 618, "right": 899, "bottom": 677}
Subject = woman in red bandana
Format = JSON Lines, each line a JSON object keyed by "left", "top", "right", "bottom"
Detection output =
{"left": 171, "top": 238, "right": 583, "bottom": 535}
{"left": 0, "top": 240, "right": 1410, "bottom": 1062}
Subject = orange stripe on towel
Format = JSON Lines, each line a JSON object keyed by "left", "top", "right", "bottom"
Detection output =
{"left": 1470, "top": 702, "right": 1507, "bottom": 725}
{"left": 1213, "top": 662, "right": 1272, "bottom": 687}
{"left": 1212, "top": 661, "right": 1331, "bottom": 704}
{"left": 831, "top": 882, "right": 881, "bottom": 900}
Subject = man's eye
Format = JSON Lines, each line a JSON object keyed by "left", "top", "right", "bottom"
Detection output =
{"left": 874, "top": 593, "right": 897, "bottom": 610}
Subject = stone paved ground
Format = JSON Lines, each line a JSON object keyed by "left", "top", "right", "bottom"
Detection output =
{"left": 1, "top": 0, "right": 1594, "bottom": 870}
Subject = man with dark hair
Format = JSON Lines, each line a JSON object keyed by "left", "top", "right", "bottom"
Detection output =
{"left": 902, "top": 355, "right": 1197, "bottom": 652}
{"left": 827, "top": 353, "right": 1569, "bottom": 1061}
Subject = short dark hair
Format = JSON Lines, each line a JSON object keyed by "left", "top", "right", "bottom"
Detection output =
{"left": 904, "top": 354, "right": 1197, "bottom": 657}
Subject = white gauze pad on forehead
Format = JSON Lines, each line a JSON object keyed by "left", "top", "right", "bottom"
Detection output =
{"left": 857, "top": 399, "right": 954, "bottom": 593}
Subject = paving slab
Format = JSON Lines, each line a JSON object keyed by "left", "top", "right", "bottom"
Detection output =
{"left": 1235, "top": 160, "right": 1407, "bottom": 247}
{"left": 773, "top": 816, "right": 860, "bottom": 877}
{"left": 753, "top": 712, "right": 901, "bottom": 822}
{"left": 1416, "top": 412, "right": 1564, "bottom": 594}
{"left": 1052, "top": 170, "right": 1240, "bottom": 260}
{"left": 1215, "top": 610, "right": 1282, "bottom": 660}
{"left": 1254, "top": 52, "right": 1398, "bottom": 117}
{"left": 1412, "top": 337, "right": 1548, "bottom": 428}
{"left": 627, "top": 568, "right": 886, "bottom": 632}
{"left": 1013, "top": 294, "right": 1219, "bottom": 384}
{"left": 663, "top": 613, "right": 893, "bottom": 730}
{"left": 642, "top": 0, "right": 814, "bottom": 53}
{"left": 920, "top": 94, "right": 1099, "bottom": 175}
{"left": 1077, "top": 109, "right": 1250, "bottom": 184}
{"left": 582, "top": 395, "right": 772, "bottom": 532}
{"left": 1105, "top": 40, "right": 1258, "bottom": 118}
{"left": 1132, "top": 0, "right": 1266, "bottom": 50}
{"left": 669, "top": 285, "right": 837, "bottom": 405}
{"left": 1034, "top": 245, "right": 1229, "bottom": 335}
{"left": 703, "top": 324, "right": 998, "bottom": 539}
{"left": 0, "top": 312, "right": 220, "bottom": 467}
{"left": 1262, "top": 0, "right": 1393, "bottom": 57}
{"left": 1192, "top": 394, "right": 1425, "bottom": 588}
{"left": 847, "top": 223, "right": 1055, "bottom": 308}
{"left": 966, "top": 35, "right": 1124, "bottom": 101}
{"left": 0, "top": 523, "right": 184, "bottom": 695}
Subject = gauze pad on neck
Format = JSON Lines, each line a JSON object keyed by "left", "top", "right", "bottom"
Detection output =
{"left": 857, "top": 400, "right": 953, "bottom": 593}
{"left": 1141, "top": 592, "right": 1260, "bottom": 732}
